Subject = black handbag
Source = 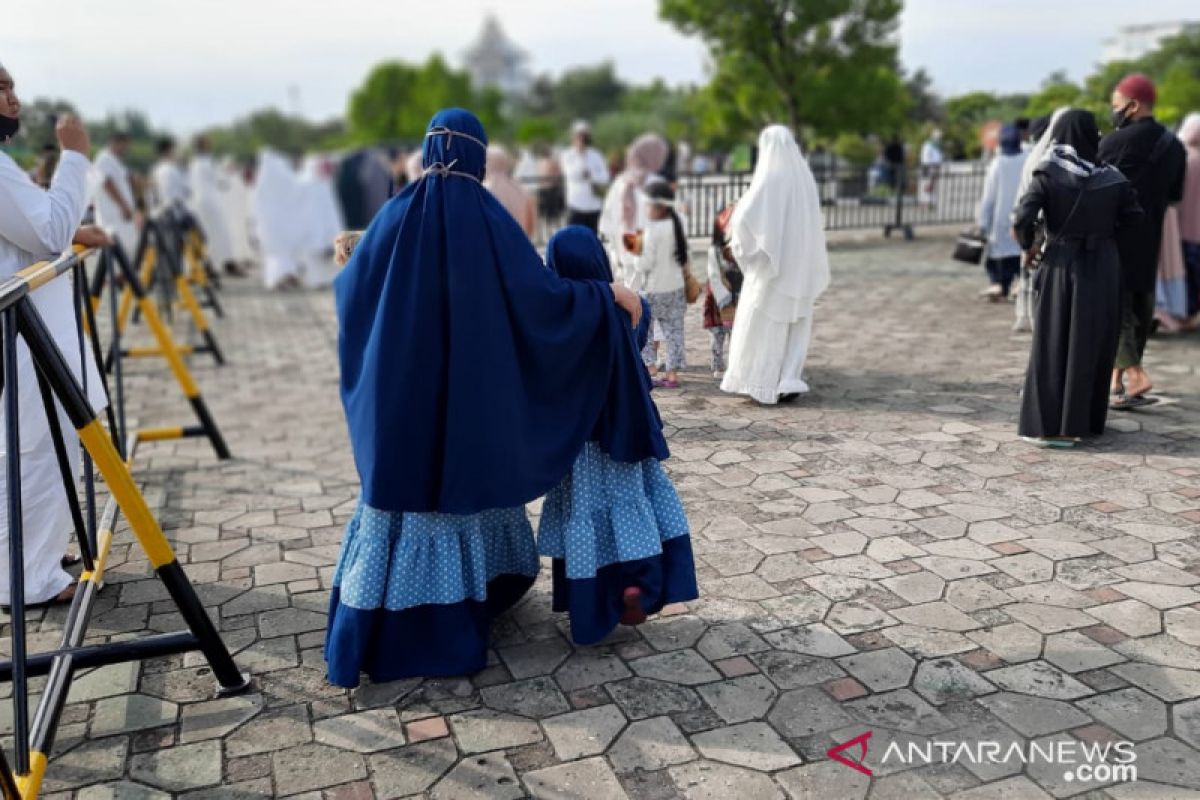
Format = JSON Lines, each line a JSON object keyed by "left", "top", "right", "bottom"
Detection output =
{"left": 952, "top": 229, "right": 987, "bottom": 265}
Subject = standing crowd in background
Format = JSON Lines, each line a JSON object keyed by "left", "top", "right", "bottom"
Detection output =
{"left": 971, "top": 72, "right": 1195, "bottom": 447}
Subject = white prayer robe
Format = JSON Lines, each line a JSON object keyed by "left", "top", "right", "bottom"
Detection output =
{"left": 188, "top": 154, "right": 235, "bottom": 266}
{"left": 89, "top": 147, "right": 137, "bottom": 257}
{"left": 296, "top": 156, "right": 344, "bottom": 287}
{"left": 721, "top": 126, "right": 830, "bottom": 404}
{"left": 254, "top": 150, "right": 303, "bottom": 289}
{"left": 150, "top": 158, "right": 189, "bottom": 215}
{"left": 218, "top": 160, "right": 256, "bottom": 265}
{"left": 0, "top": 149, "right": 107, "bottom": 604}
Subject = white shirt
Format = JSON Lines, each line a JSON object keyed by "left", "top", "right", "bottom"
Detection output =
{"left": 90, "top": 148, "right": 134, "bottom": 229}
{"left": 151, "top": 159, "right": 189, "bottom": 214}
{"left": 559, "top": 147, "right": 609, "bottom": 213}
{"left": 630, "top": 218, "right": 685, "bottom": 295}
{"left": 920, "top": 140, "right": 944, "bottom": 166}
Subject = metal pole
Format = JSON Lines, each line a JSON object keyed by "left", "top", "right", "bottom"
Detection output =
{"left": 2, "top": 308, "right": 30, "bottom": 775}
{"left": 74, "top": 261, "right": 99, "bottom": 554}
{"left": 33, "top": 368, "right": 95, "bottom": 572}
{"left": 107, "top": 247, "right": 128, "bottom": 459}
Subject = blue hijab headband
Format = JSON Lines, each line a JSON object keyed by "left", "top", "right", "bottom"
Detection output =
{"left": 422, "top": 108, "right": 488, "bottom": 181}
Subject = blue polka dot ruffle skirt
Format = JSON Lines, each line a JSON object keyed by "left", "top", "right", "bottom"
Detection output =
{"left": 537, "top": 442, "right": 690, "bottom": 578}
{"left": 332, "top": 503, "right": 539, "bottom": 612}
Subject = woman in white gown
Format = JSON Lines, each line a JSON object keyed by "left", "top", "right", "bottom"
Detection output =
{"left": 721, "top": 125, "right": 830, "bottom": 404}
{"left": 296, "top": 154, "right": 344, "bottom": 287}
{"left": 254, "top": 149, "right": 304, "bottom": 289}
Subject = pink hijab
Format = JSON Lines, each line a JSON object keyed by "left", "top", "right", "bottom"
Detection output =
{"left": 621, "top": 134, "right": 669, "bottom": 229}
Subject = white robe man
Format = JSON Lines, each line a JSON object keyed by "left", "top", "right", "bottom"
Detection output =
{"left": 0, "top": 62, "right": 109, "bottom": 608}
{"left": 150, "top": 136, "right": 189, "bottom": 217}
{"left": 721, "top": 126, "right": 830, "bottom": 405}
{"left": 295, "top": 154, "right": 344, "bottom": 287}
{"left": 218, "top": 156, "right": 256, "bottom": 268}
{"left": 918, "top": 129, "right": 944, "bottom": 208}
{"left": 559, "top": 120, "right": 609, "bottom": 232}
{"left": 188, "top": 135, "right": 241, "bottom": 276}
{"left": 89, "top": 131, "right": 138, "bottom": 257}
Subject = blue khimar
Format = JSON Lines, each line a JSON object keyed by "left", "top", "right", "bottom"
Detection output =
{"left": 540, "top": 227, "right": 698, "bottom": 645}
{"left": 325, "top": 111, "right": 667, "bottom": 687}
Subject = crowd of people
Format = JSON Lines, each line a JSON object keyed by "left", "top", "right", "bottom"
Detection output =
{"left": 972, "top": 73, "right": 1194, "bottom": 446}
{"left": 1, "top": 48, "right": 1197, "bottom": 692}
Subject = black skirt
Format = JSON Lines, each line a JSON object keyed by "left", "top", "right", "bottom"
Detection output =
{"left": 1018, "top": 243, "right": 1121, "bottom": 438}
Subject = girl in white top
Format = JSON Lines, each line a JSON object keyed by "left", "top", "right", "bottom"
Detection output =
{"left": 630, "top": 180, "right": 689, "bottom": 388}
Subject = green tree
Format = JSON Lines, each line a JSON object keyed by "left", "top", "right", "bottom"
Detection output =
{"left": 550, "top": 63, "right": 626, "bottom": 126}
{"left": 1024, "top": 73, "right": 1085, "bottom": 119}
{"left": 659, "top": 0, "right": 908, "bottom": 136}
{"left": 903, "top": 67, "right": 943, "bottom": 125}
{"left": 347, "top": 55, "right": 503, "bottom": 145}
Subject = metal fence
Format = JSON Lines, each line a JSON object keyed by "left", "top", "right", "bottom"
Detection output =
{"left": 521, "top": 161, "right": 989, "bottom": 243}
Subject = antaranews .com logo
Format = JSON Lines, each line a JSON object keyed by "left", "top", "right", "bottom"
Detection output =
{"left": 827, "top": 731, "right": 1139, "bottom": 785}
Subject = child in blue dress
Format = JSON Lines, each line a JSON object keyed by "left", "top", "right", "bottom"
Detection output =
{"left": 540, "top": 225, "right": 698, "bottom": 644}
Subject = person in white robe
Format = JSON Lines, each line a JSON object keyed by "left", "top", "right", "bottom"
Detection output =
{"left": 219, "top": 157, "right": 256, "bottom": 268}
{"left": 150, "top": 136, "right": 189, "bottom": 217}
{"left": 188, "top": 135, "right": 239, "bottom": 275}
{"left": 296, "top": 154, "right": 344, "bottom": 288}
{"left": 254, "top": 149, "right": 304, "bottom": 289}
{"left": 89, "top": 132, "right": 138, "bottom": 257}
{"left": 0, "top": 65, "right": 108, "bottom": 607}
{"left": 721, "top": 125, "right": 830, "bottom": 405}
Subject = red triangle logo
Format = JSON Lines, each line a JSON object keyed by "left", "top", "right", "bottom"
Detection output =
{"left": 827, "top": 731, "right": 873, "bottom": 776}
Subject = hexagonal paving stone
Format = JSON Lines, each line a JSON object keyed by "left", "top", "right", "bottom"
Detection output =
{"left": 542, "top": 704, "right": 627, "bottom": 760}
{"left": 313, "top": 707, "right": 406, "bottom": 752}
{"left": 691, "top": 721, "right": 801, "bottom": 771}
{"left": 370, "top": 738, "right": 458, "bottom": 798}
{"left": 671, "top": 760, "right": 785, "bottom": 800}
{"left": 130, "top": 740, "right": 223, "bottom": 793}
{"left": 525, "top": 757, "right": 629, "bottom": 800}
{"left": 836, "top": 647, "right": 916, "bottom": 691}
{"left": 447, "top": 709, "right": 542, "bottom": 754}
{"left": 1078, "top": 688, "right": 1168, "bottom": 741}
{"left": 607, "top": 716, "right": 696, "bottom": 774}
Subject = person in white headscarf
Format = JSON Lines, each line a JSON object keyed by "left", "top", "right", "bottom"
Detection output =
{"left": 599, "top": 133, "right": 669, "bottom": 285}
{"left": 189, "top": 135, "right": 241, "bottom": 276}
{"left": 219, "top": 156, "right": 256, "bottom": 269}
{"left": 0, "top": 63, "right": 109, "bottom": 608}
{"left": 296, "top": 154, "right": 344, "bottom": 287}
{"left": 1011, "top": 107, "right": 1069, "bottom": 333}
{"left": 721, "top": 125, "right": 830, "bottom": 404}
{"left": 254, "top": 149, "right": 303, "bottom": 289}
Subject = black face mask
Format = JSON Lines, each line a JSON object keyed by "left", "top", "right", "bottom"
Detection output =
{"left": 0, "top": 114, "right": 19, "bottom": 142}
{"left": 1110, "top": 103, "right": 1134, "bottom": 131}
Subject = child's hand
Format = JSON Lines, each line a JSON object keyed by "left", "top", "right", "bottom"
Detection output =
{"left": 334, "top": 231, "right": 364, "bottom": 266}
{"left": 611, "top": 283, "right": 642, "bottom": 328}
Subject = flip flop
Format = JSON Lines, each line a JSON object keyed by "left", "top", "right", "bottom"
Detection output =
{"left": 652, "top": 378, "right": 680, "bottom": 389}
{"left": 1111, "top": 394, "right": 1158, "bottom": 411}
{"left": 61, "top": 553, "right": 81, "bottom": 568}
{"left": 1021, "top": 436, "right": 1077, "bottom": 449}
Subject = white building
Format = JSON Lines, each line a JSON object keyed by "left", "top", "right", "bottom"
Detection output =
{"left": 1102, "top": 20, "right": 1199, "bottom": 63}
{"left": 463, "top": 15, "right": 532, "bottom": 100}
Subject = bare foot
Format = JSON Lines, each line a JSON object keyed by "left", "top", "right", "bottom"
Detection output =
{"left": 1124, "top": 369, "right": 1153, "bottom": 398}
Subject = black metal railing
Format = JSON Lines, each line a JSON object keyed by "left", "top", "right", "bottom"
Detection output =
{"left": 518, "top": 161, "right": 989, "bottom": 243}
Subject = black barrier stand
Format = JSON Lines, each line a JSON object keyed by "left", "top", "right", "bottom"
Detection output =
{"left": 0, "top": 277, "right": 249, "bottom": 796}
{"left": 106, "top": 239, "right": 231, "bottom": 460}
{"left": 150, "top": 221, "right": 225, "bottom": 365}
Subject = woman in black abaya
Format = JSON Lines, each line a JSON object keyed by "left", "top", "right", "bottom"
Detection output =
{"left": 1013, "top": 109, "right": 1144, "bottom": 447}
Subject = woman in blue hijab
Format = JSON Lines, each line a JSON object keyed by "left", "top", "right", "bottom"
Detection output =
{"left": 540, "top": 227, "right": 697, "bottom": 644}
{"left": 325, "top": 110, "right": 663, "bottom": 686}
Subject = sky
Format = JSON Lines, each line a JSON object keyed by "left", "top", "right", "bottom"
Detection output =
{"left": 2, "top": 0, "right": 1197, "bottom": 134}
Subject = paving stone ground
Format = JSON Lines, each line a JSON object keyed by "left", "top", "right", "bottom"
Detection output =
{"left": 4, "top": 234, "right": 1200, "bottom": 798}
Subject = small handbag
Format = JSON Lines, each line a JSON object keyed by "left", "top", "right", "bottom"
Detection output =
{"left": 683, "top": 264, "right": 702, "bottom": 304}
{"left": 952, "top": 229, "right": 987, "bottom": 265}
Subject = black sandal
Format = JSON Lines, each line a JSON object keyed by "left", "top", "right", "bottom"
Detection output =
{"left": 61, "top": 553, "right": 81, "bottom": 568}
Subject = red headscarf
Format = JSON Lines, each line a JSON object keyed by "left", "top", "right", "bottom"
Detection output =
{"left": 1116, "top": 73, "right": 1157, "bottom": 107}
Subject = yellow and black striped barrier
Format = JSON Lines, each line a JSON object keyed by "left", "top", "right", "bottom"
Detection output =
{"left": 91, "top": 232, "right": 230, "bottom": 460}
{"left": 0, "top": 247, "right": 249, "bottom": 799}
